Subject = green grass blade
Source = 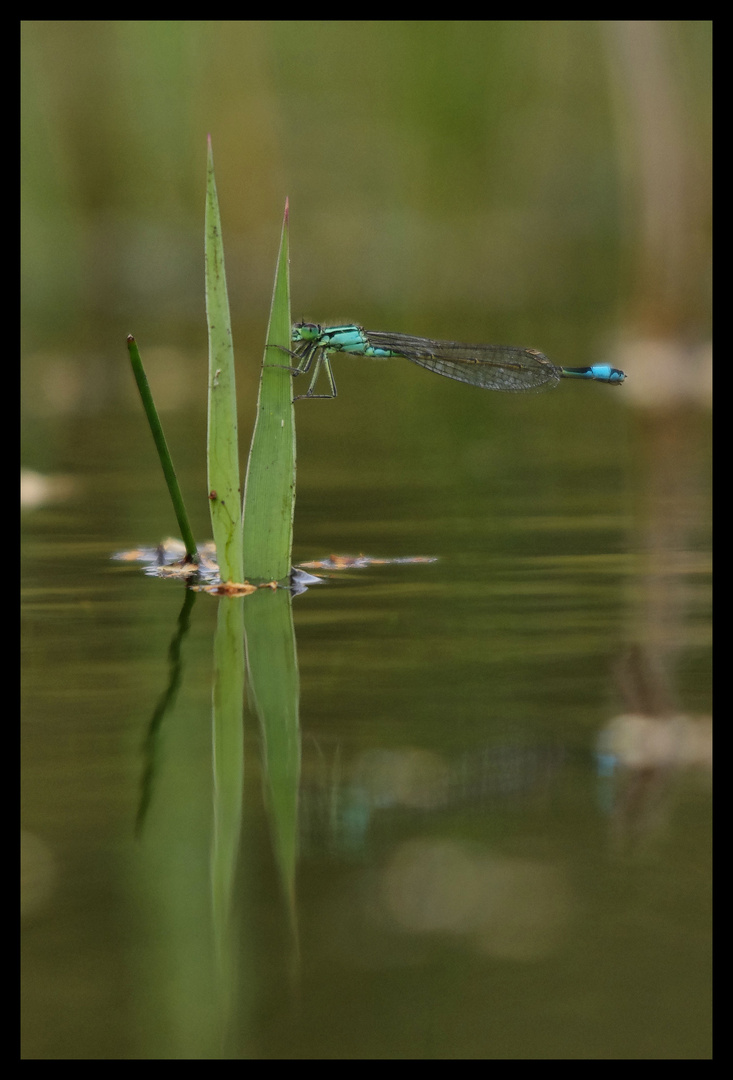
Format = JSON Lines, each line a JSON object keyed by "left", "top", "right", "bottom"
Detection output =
{"left": 241, "top": 200, "right": 295, "bottom": 582}
{"left": 125, "top": 334, "right": 199, "bottom": 562}
{"left": 205, "top": 136, "right": 244, "bottom": 585}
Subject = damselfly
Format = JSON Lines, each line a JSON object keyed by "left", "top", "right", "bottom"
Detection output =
{"left": 282, "top": 322, "right": 626, "bottom": 399}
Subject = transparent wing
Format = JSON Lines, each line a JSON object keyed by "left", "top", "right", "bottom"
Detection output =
{"left": 363, "top": 332, "right": 562, "bottom": 393}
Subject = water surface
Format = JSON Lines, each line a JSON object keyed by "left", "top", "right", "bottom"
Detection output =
{"left": 21, "top": 391, "right": 711, "bottom": 1059}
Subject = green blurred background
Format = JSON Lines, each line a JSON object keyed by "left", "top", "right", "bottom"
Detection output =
{"left": 21, "top": 20, "right": 711, "bottom": 432}
{"left": 21, "top": 23, "right": 713, "bottom": 1059}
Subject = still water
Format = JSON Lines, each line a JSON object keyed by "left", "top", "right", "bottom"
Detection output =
{"left": 21, "top": 382, "right": 711, "bottom": 1059}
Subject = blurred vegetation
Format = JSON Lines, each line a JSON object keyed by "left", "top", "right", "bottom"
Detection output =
{"left": 21, "top": 21, "right": 711, "bottom": 357}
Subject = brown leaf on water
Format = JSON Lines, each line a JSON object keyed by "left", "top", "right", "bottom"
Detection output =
{"left": 156, "top": 560, "right": 201, "bottom": 579}
{"left": 192, "top": 580, "right": 260, "bottom": 596}
{"left": 297, "top": 553, "right": 437, "bottom": 571}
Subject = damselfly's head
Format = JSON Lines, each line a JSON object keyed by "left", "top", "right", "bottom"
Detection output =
{"left": 292, "top": 322, "right": 322, "bottom": 343}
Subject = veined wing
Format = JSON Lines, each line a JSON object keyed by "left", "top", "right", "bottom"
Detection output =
{"left": 362, "top": 331, "right": 562, "bottom": 392}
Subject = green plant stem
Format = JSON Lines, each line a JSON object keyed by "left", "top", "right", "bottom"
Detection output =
{"left": 205, "top": 137, "right": 244, "bottom": 584}
{"left": 126, "top": 334, "right": 199, "bottom": 563}
{"left": 241, "top": 199, "right": 295, "bottom": 582}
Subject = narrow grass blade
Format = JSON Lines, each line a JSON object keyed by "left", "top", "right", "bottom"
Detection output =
{"left": 205, "top": 136, "right": 244, "bottom": 585}
{"left": 126, "top": 334, "right": 199, "bottom": 562}
{"left": 241, "top": 200, "right": 295, "bottom": 583}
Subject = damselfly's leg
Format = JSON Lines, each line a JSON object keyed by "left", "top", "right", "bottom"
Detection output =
{"left": 264, "top": 343, "right": 309, "bottom": 376}
{"left": 293, "top": 352, "right": 338, "bottom": 400}
{"left": 263, "top": 342, "right": 338, "bottom": 399}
